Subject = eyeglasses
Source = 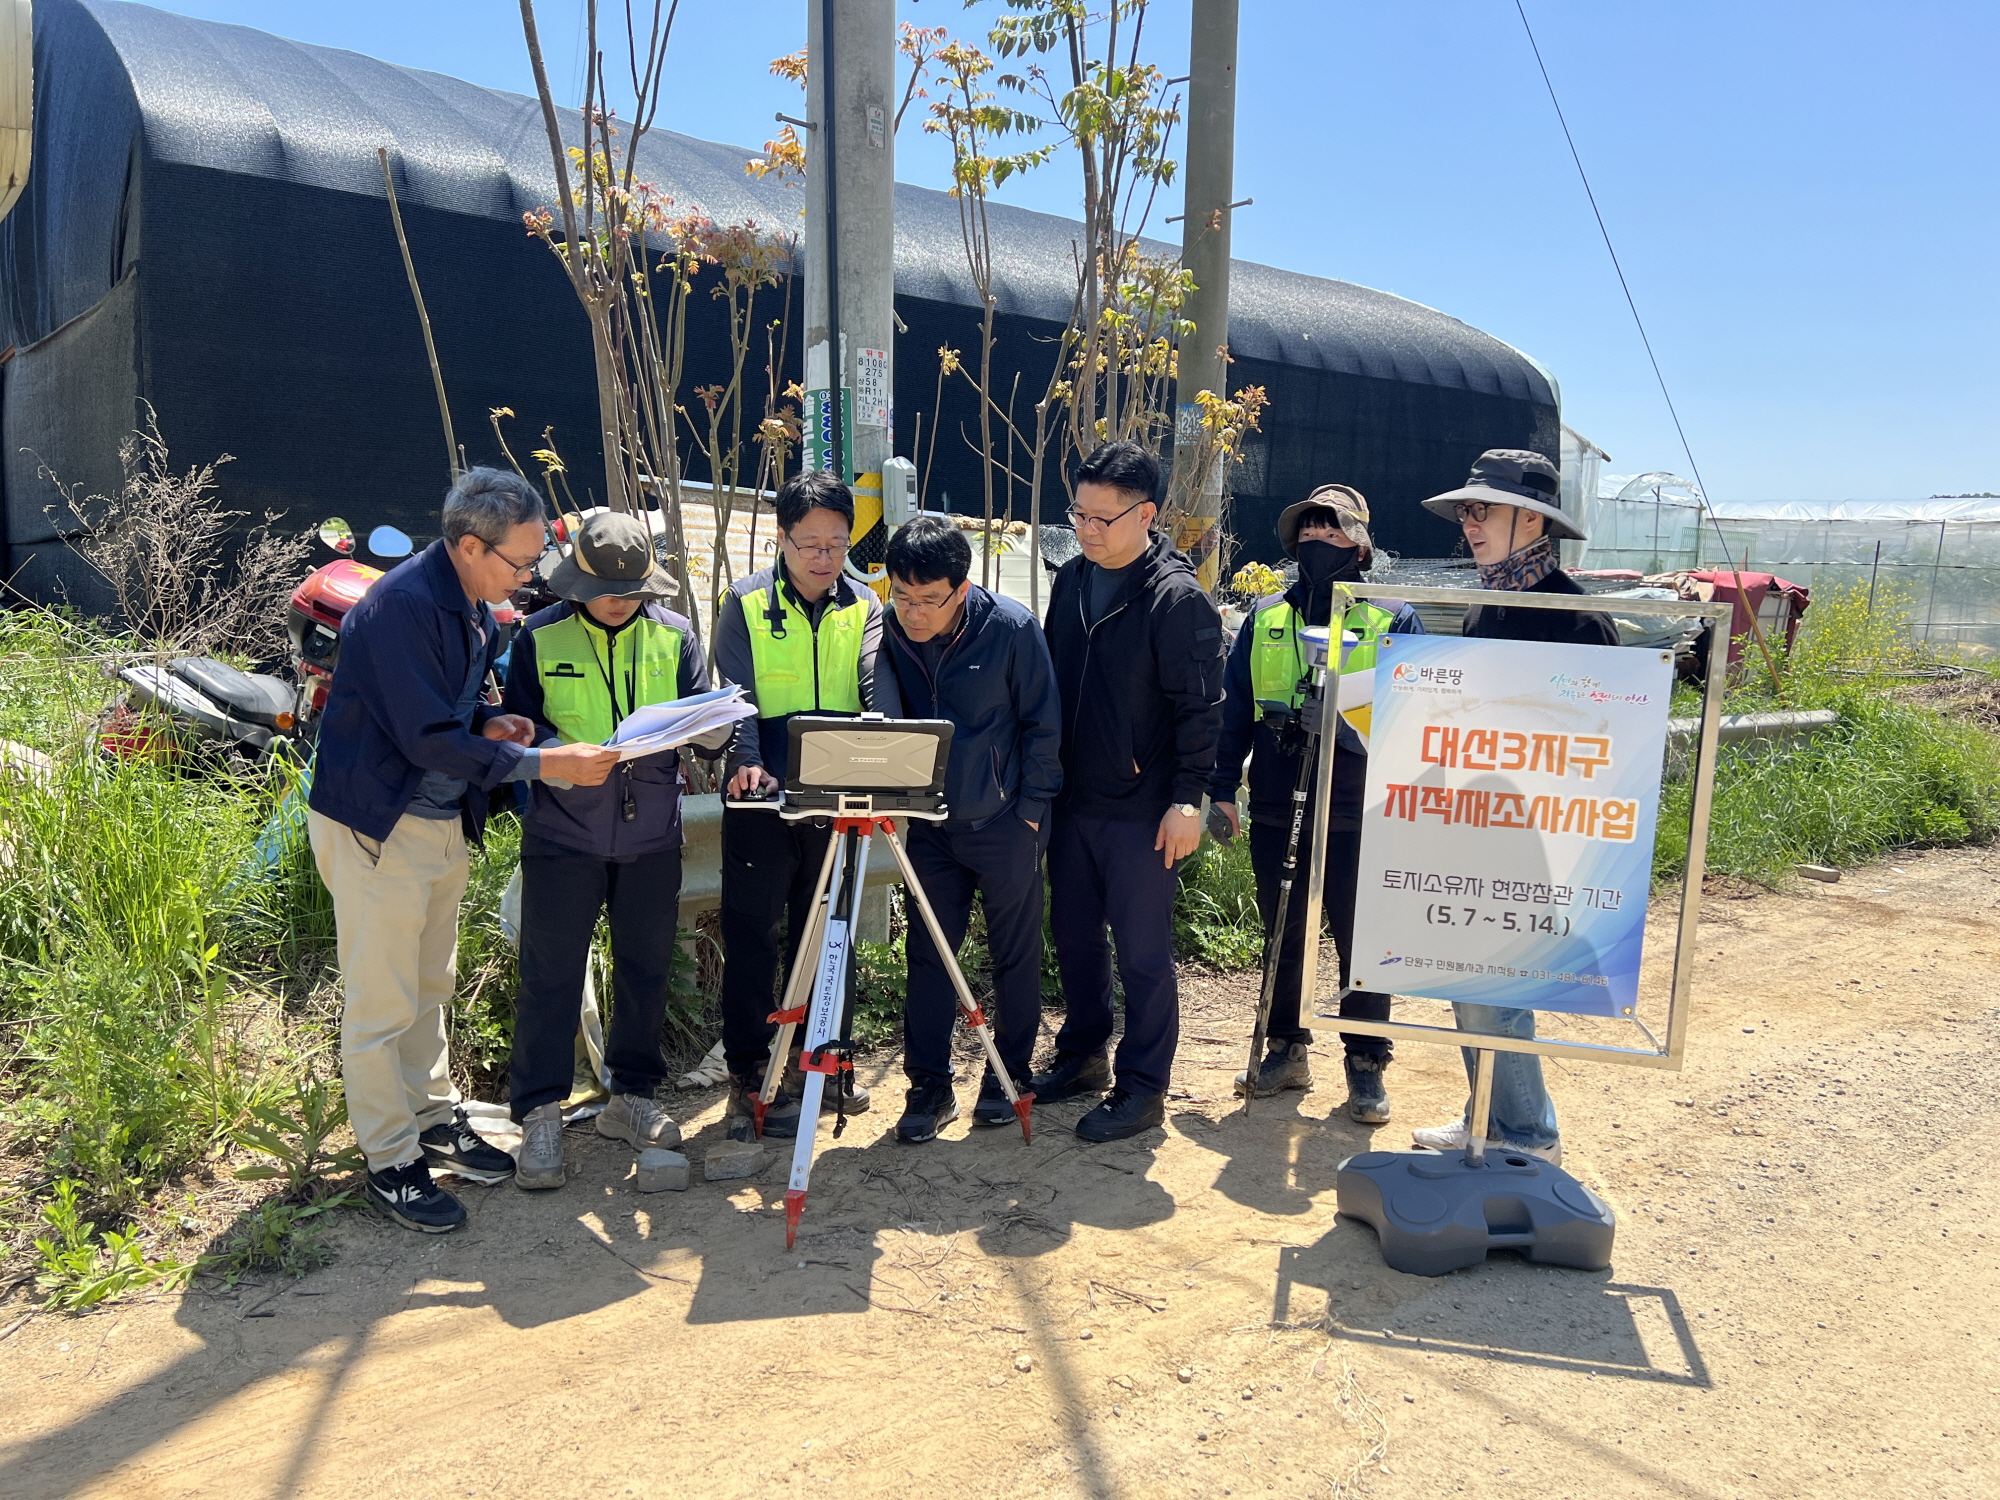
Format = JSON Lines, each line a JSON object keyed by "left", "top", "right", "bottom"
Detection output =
{"left": 891, "top": 589, "right": 957, "bottom": 612}
{"left": 1065, "top": 497, "right": 1149, "bottom": 532}
{"left": 784, "top": 534, "right": 850, "bottom": 560}
{"left": 483, "top": 539, "right": 543, "bottom": 577}
{"left": 1452, "top": 501, "right": 1497, "bottom": 524}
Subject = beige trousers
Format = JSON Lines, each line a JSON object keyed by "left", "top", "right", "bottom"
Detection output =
{"left": 308, "top": 809, "right": 469, "bottom": 1170}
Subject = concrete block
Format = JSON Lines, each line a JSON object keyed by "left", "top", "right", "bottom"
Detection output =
{"left": 703, "top": 1141, "right": 768, "bottom": 1181}
{"left": 636, "top": 1148, "right": 690, "bottom": 1193}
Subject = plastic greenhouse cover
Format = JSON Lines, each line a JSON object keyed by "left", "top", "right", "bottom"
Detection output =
{"left": 1704, "top": 498, "right": 2000, "bottom": 525}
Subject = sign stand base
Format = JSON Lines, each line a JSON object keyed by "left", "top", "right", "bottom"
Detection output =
{"left": 1334, "top": 1049, "right": 1616, "bottom": 1275}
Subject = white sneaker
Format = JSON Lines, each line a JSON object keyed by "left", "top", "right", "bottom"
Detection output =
{"left": 1410, "top": 1119, "right": 1562, "bottom": 1166}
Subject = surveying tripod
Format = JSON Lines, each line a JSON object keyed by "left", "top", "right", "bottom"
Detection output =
{"left": 733, "top": 791, "right": 1035, "bottom": 1248}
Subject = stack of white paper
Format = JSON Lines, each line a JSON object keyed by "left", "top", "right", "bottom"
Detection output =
{"left": 604, "top": 686, "right": 756, "bottom": 761}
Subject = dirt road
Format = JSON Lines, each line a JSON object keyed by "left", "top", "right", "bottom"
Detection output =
{"left": 2, "top": 846, "right": 1995, "bottom": 1499}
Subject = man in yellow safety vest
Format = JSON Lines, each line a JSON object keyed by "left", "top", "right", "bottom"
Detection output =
{"left": 714, "top": 471, "right": 902, "bottom": 1139}
{"left": 1209, "top": 484, "right": 1425, "bottom": 1122}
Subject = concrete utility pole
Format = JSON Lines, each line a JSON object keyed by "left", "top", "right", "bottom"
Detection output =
{"left": 804, "top": 0, "right": 895, "bottom": 491}
{"left": 1168, "top": 0, "right": 1239, "bottom": 591}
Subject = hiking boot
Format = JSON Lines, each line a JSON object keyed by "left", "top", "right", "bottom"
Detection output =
{"left": 419, "top": 1106, "right": 516, "bottom": 1183}
{"left": 596, "top": 1092, "right": 683, "bottom": 1150}
{"left": 1234, "top": 1041, "right": 1313, "bottom": 1098}
{"left": 365, "top": 1159, "right": 466, "bottom": 1233}
{"left": 1411, "top": 1119, "right": 1562, "bottom": 1166}
{"left": 1342, "top": 1054, "right": 1392, "bottom": 1123}
{"left": 515, "top": 1102, "right": 565, "bottom": 1191}
{"left": 972, "top": 1067, "right": 1027, "bottom": 1127}
{"left": 1075, "top": 1086, "right": 1165, "bottom": 1143}
{"left": 725, "top": 1075, "right": 801, "bottom": 1142}
{"left": 786, "top": 1055, "right": 872, "bottom": 1115}
{"left": 895, "top": 1079, "right": 960, "bottom": 1144}
{"left": 1028, "top": 1048, "right": 1112, "bottom": 1104}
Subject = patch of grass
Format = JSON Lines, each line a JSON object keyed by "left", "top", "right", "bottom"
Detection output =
{"left": 203, "top": 1193, "right": 350, "bottom": 1286}
{"left": 1172, "top": 835, "right": 1264, "bottom": 970}
{"left": 33, "top": 1178, "right": 196, "bottom": 1312}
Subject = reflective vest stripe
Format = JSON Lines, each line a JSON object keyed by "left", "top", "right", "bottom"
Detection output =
{"left": 1247, "top": 599, "right": 1396, "bottom": 711}
{"left": 741, "top": 582, "right": 866, "bottom": 719}
{"left": 533, "top": 611, "right": 684, "bottom": 745}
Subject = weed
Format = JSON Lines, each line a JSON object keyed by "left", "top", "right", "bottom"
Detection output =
{"left": 230, "top": 1069, "right": 364, "bottom": 1195}
{"left": 1173, "top": 835, "right": 1264, "bottom": 970}
{"left": 204, "top": 1193, "right": 352, "bottom": 1286}
{"left": 33, "top": 1180, "right": 194, "bottom": 1312}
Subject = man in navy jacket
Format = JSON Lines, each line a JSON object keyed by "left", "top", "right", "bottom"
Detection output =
{"left": 880, "top": 517, "right": 1062, "bottom": 1143}
{"left": 307, "top": 468, "right": 618, "bottom": 1233}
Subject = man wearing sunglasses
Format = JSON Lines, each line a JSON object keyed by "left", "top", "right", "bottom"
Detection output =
{"left": 308, "top": 468, "right": 622, "bottom": 1232}
{"left": 1033, "top": 441, "right": 1227, "bottom": 1143}
{"left": 1408, "top": 448, "right": 1617, "bottom": 1166}
{"left": 499, "top": 510, "right": 730, "bottom": 1190}
{"left": 714, "top": 470, "right": 902, "bottom": 1140}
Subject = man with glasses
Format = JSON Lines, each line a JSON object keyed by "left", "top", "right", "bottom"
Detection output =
{"left": 308, "top": 468, "right": 621, "bottom": 1232}
{"left": 878, "top": 516, "right": 1062, "bottom": 1143}
{"left": 1409, "top": 448, "right": 1616, "bottom": 1166}
{"left": 1033, "top": 441, "right": 1227, "bottom": 1143}
{"left": 715, "top": 470, "right": 902, "bottom": 1140}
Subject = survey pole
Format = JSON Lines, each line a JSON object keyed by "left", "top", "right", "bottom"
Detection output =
{"left": 804, "top": 0, "right": 895, "bottom": 487}
{"left": 1168, "top": 0, "right": 1238, "bottom": 590}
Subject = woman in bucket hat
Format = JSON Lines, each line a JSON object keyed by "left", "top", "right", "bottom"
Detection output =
{"left": 499, "top": 510, "right": 731, "bottom": 1190}
{"left": 1410, "top": 450, "right": 1617, "bottom": 1165}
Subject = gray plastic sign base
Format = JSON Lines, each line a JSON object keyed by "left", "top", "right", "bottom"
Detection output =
{"left": 1336, "top": 1149, "right": 1615, "bottom": 1277}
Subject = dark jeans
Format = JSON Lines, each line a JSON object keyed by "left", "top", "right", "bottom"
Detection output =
{"left": 1248, "top": 817, "right": 1392, "bottom": 1060}
{"left": 720, "top": 810, "right": 839, "bottom": 1079}
{"left": 902, "top": 815, "right": 1046, "bottom": 1087}
{"left": 510, "top": 843, "right": 683, "bottom": 1121}
{"left": 1048, "top": 811, "right": 1182, "bottom": 1096}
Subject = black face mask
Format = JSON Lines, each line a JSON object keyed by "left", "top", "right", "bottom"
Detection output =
{"left": 1296, "top": 539, "right": 1362, "bottom": 590}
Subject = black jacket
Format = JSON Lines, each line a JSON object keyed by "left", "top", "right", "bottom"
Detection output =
{"left": 1044, "top": 531, "right": 1226, "bottom": 821}
{"left": 1463, "top": 567, "right": 1619, "bottom": 646}
{"left": 884, "top": 585, "right": 1063, "bottom": 829}
{"left": 307, "top": 540, "right": 524, "bottom": 843}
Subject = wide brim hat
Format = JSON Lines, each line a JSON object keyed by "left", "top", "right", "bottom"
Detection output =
{"left": 546, "top": 510, "right": 679, "bottom": 602}
{"left": 1421, "top": 448, "right": 1585, "bottom": 542}
{"left": 1276, "top": 483, "right": 1374, "bottom": 557}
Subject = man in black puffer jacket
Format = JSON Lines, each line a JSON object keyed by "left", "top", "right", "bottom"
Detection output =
{"left": 1032, "top": 442, "right": 1227, "bottom": 1143}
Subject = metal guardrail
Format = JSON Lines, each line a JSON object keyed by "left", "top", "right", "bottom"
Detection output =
{"left": 1666, "top": 708, "right": 1838, "bottom": 748}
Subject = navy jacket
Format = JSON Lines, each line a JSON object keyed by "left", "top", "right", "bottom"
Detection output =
{"left": 1208, "top": 584, "right": 1425, "bottom": 832}
{"left": 1463, "top": 567, "right": 1619, "bottom": 646}
{"left": 1044, "top": 531, "right": 1227, "bottom": 821}
{"left": 307, "top": 540, "right": 525, "bottom": 842}
{"left": 883, "top": 585, "right": 1063, "bottom": 829}
{"left": 501, "top": 600, "right": 715, "bottom": 861}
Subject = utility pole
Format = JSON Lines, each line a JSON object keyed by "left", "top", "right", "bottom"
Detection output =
{"left": 1168, "top": 0, "right": 1239, "bottom": 591}
{"left": 804, "top": 0, "right": 895, "bottom": 496}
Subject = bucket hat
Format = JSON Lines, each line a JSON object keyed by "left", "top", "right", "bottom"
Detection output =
{"left": 546, "top": 510, "right": 679, "bottom": 602}
{"left": 1421, "top": 449, "right": 1585, "bottom": 542}
{"left": 1276, "top": 483, "right": 1373, "bottom": 557}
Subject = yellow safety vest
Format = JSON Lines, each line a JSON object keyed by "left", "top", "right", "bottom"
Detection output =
{"left": 1248, "top": 598, "right": 1396, "bottom": 711}
{"left": 532, "top": 609, "right": 684, "bottom": 745}
{"left": 741, "top": 578, "right": 867, "bottom": 719}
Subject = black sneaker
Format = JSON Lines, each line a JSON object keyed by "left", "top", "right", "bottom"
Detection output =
{"left": 419, "top": 1107, "right": 516, "bottom": 1183}
{"left": 1234, "top": 1041, "right": 1314, "bottom": 1098}
{"left": 1075, "top": 1086, "right": 1165, "bottom": 1143}
{"left": 972, "top": 1067, "right": 1027, "bottom": 1127}
{"left": 1028, "top": 1048, "right": 1112, "bottom": 1103}
{"left": 895, "top": 1079, "right": 960, "bottom": 1144}
{"left": 1342, "top": 1053, "right": 1392, "bottom": 1124}
{"left": 726, "top": 1076, "right": 802, "bottom": 1141}
{"left": 364, "top": 1159, "right": 467, "bottom": 1234}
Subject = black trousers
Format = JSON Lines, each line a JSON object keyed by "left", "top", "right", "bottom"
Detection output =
{"left": 510, "top": 842, "right": 683, "bottom": 1121}
{"left": 1048, "top": 812, "right": 1183, "bottom": 1095}
{"left": 1248, "top": 817, "right": 1392, "bottom": 1060}
{"left": 719, "top": 810, "right": 840, "bottom": 1080}
{"left": 902, "top": 815, "right": 1046, "bottom": 1087}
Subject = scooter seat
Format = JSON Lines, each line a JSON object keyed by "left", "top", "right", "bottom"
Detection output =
{"left": 169, "top": 657, "right": 294, "bottom": 726}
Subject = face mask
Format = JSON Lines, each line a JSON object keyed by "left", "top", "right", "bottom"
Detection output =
{"left": 1296, "top": 539, "right": 1361, "bottom": 589}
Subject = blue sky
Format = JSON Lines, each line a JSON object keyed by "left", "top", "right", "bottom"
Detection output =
{"left": 141, "top": 1, "right": 1997, "bottom": 501}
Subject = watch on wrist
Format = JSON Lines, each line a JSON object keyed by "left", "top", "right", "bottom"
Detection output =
{"left": 1174, "top": 802, "right": 1199, "bottom": 819}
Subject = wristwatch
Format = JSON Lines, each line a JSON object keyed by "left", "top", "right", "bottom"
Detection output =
{"left": 1174, "top": 802, "right": 1199, "bottom": 819}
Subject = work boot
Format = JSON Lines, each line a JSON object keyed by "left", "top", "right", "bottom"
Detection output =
{"left": 785, "top": 1054, "right": 872, "bottom": 1115}
{"left": 515, "top": 1102, "right": 566, "bottom": 1191}
{"left": 1028, "top": 1048, "right": 1112, "bottom": 1104}
{"left": 895, "top": 1079, "right": 960, "bottom": 1144}
{"left": 364, "top": 1159, "right": 466, "bottom": 1233}
{"left": 972, "top": 1066, "right": 1026, "bottom": 1127}
{"left": 724, "top": 1074, "right": 801, "bottom": 1142}
{"left": 596, "top": 1092, "right": 683, "bottom": 1150}
{"left": 1411, "top": 1119, "right": 1562, "bottom": 1166}
{"left": 418, "top": 1106, "right": 516, "bottom": 1183}
{"left": 1075, "top": 1086, "right": 1165, "bottom": 1144}
{"left": 1342, "top": 1054, "right": 1392, "bottom": 1124}
{"left": 1234, "top": 1041, "right": 1314, "bottom": 1098}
